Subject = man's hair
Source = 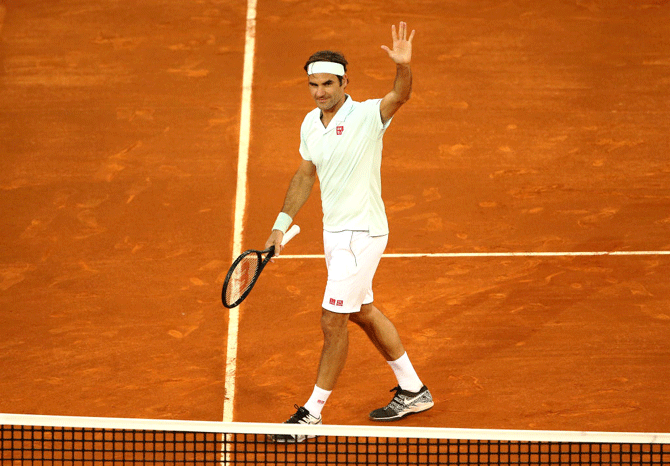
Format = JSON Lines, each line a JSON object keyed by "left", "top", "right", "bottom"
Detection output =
{"left": 304, "top": 50, "right": 348, "bottom": 85}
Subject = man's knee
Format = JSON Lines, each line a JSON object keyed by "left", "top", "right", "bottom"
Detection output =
{"left": 321, "top": 309, "right": 349, "bottom": 337}
{"left": 350, "top": 303, "right": 377, "bottom": 327}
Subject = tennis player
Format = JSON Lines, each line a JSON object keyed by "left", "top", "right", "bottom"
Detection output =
{"left": 266, "top": 22, "right": 432, "bottom": 439}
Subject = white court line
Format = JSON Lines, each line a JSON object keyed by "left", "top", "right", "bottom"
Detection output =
{"left": 224, "top": 0, "right": 256, "bottom": 424}
{"left": 279, "top": 250, "right": 670, "bottom": 259}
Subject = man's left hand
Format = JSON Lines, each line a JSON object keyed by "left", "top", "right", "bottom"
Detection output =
{"left": 381, "top": 21, "right": 415, "bottom": 65}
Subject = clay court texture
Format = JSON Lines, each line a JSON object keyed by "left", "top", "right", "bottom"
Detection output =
{"left": 1, "top": 0, "right": 669, "bottom": 434}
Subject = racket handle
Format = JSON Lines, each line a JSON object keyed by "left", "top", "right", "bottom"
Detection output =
{"left": 281, "top": 224, "right": 301, "bottom": 246}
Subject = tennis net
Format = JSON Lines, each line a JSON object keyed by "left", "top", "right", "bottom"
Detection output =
{"left": 2, "top": 413, "right": 669, "bottom": 465}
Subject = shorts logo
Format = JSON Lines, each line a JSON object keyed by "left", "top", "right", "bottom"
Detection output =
{"left": 329, "top": 298, "right": 344, "bottom": 307}
{"left": 336, "top": 125, "right": 344, "bottom": 135}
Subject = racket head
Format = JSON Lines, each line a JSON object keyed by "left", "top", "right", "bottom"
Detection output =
{"left": 221, "top": 248, "right": 271, "bottom": 308}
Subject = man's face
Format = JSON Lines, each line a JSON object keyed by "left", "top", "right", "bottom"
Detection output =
{"left": 308, "top": 73, "right": 347, "bottom": 112}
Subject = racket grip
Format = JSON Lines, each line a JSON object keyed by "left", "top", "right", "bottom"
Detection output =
{"left": 281, "top": 224, "right": 300, "bottom": 246}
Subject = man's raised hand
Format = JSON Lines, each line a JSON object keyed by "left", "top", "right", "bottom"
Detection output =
{"left": 381, "top": 21, "right": 415, "bottom": 66}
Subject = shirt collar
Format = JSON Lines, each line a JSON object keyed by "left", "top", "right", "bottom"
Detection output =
{"left": 318, "top": 94, "right": 354, "bottom": 131}
{"left": 334, "top": 94, "right": 354, "bottom": 122}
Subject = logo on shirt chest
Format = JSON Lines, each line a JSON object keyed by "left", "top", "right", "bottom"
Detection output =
{"left": 336, "top": 125, "right": 344, "bottom": 136}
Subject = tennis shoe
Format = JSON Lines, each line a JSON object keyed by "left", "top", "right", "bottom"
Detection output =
{"left": 369, "top": 385, "right": 434, "bottom": 421}
{"left": 268, "top": 405, "right": 322, "bottom": 443}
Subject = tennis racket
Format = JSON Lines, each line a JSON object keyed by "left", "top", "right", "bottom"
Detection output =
{"left": 221, "top": 224, "right": 301, "bottom": 309}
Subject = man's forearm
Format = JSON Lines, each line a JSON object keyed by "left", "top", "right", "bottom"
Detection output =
{"left": 281, "top": 171, "right": 315, "bottom": 218}
{"left": 392, "top": 63, "right": 412, "bottom": 104}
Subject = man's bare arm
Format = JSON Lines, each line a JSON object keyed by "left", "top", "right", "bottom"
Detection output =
{"left": 265, "top": 159, "right": 316, "bottom": 255}
{"left": 380, "top": 22, "right": 415, "bottom": 124}
{"left": 280, "top": 159, "right": 317, "bottom": 218}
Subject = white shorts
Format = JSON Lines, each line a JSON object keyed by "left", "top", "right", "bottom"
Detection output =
{"left": 322, "top": 231, "right": 388, "bottom": 314}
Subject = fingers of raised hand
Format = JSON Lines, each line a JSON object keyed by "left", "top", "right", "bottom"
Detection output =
{"left": 392, "top": 22, "right": 414, "bottom": 44}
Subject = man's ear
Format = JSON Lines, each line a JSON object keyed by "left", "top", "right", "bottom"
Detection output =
{"left": 342, "top": 74, "right": 348, "bottom": 89}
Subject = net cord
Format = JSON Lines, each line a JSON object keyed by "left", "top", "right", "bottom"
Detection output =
{"left": 2, "top": 413, "right": 668, "bottom": 445}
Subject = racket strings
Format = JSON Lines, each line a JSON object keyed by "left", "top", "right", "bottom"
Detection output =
{"left": 225, "top": 252, "right": 261, "bottom": 306}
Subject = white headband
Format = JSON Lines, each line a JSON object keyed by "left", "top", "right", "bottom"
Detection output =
{"left": 307, "top": 61, "right": 345, "bottom": 76}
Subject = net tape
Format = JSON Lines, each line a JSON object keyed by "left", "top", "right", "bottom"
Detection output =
{"left": 2, "top": 414, "right": 669, "bottom": 466}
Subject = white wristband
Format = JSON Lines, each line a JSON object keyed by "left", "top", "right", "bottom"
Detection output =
{"left": 272, "top": 212, "right": 293, "bottom": 234}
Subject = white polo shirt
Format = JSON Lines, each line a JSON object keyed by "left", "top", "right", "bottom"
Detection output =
{"left": 299, "top": 95, "right": 392, "bottom": 236}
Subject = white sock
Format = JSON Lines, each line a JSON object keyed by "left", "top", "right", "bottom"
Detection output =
{"left": 387, "top": 352, "right": 423, "bottom": 393}
{"left": 303, "top": 385, "right": 331, "bottom": 417}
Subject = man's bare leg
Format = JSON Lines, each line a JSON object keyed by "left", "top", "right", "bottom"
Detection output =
{"left": 351, "top": 302, "right": 433, "bottom": 421}
{"left": 349, "top": 303, "right": 405, "bottom": 361}
{"left": 315, "top": 309, "right": 350, "bottom": 391}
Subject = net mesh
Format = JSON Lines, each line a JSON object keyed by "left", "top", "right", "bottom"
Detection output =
{"left": 223, "top": 251, "right": 261, "bottom": 307}
{"left": 2, "top": 414, "right": 669, "bottom": 466}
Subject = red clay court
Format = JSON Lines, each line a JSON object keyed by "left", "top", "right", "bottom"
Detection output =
{"left": 1, "top": 0, "right": 669, "bottom": 436}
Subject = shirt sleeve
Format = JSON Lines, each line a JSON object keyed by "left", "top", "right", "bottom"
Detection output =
{"left": 299, "top": 136, "right": 311, "bottom": 161}
{"left": 299, "top": 116, "right": 312, "bottom": 161}
{"left": 365, "top": 98, "right": 393, "bottom": 138}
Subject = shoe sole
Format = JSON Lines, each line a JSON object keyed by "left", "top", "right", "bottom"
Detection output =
{"left": 369, "top": 401, "right": 434, "bottom": 422}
